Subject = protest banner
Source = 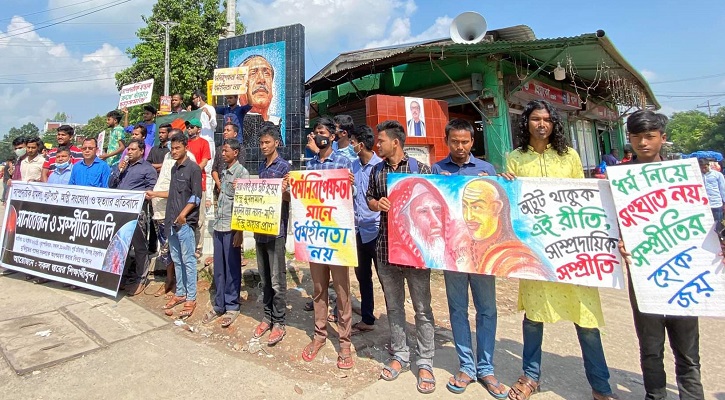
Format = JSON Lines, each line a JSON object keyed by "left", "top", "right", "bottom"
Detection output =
{"left": 289, "top": 169, "right": 357, "bottom": 266}
{"left": 118, "top": 78, "right": 154, "bottom": 109}
{"left": 231, "top": 178, "right": 283, "bottom": 235}
{"left": 0, "top": 183, "right": 145, "bottom": 297}
{"left": 159, "top": 95, "right": 172, "bottom": 114}
{"left": 212, "top": 66, "right": 248, "bottom": 96}
{"left": 607, "top": 158, "right": 725, "bottom": 316}
{"left": 387, "top": 174, "right": 624, "bottom": 289}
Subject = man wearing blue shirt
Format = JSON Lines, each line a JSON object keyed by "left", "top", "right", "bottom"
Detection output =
{"left": 699, "top": 157, "right": 725, "bottom": 238}
{"left": 109, "top": 139, "right": 158, "bottom": 296}
{"left": 433, "top": 119, "right": 505, "bottom": 397}
{"left": 214, "top": 94, "right": 252, "bottom": 144}
{"left": 69, "top": 138, "right": 111, "bottom": 188}
{"left": 46, "top": 146, "right": 73, "bottom": 185}
{"left": 349, "top": 125, "right": 382, "bottom": 334}
{"left": 122, "top": 105, "right": 157, "bottom": 150}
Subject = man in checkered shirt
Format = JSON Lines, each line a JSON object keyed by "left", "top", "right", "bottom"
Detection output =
{"left": 366, "top": 120, "right": 437, "bottom": 393}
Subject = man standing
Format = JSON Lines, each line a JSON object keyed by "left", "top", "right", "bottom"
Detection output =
{"left": 185, "top": 118, "right": 212, "bottom": 259}
{"left": 215, "top": 94, "right": 252, "bottom": 143}
{"left": 202, "top": 138, "right": 249, "bottom": 328}
{"left": 252, "top": 123, "right": 291, "bottom": 345}
{"left": 366, "top": 120, "right": 436, "bottom": 394}
{"left": 699, "top": 157, "right": 725, "bottom": 239}
{"left": 148, "top": 123, "right": 172, "bottom": 173}
{"left": 503, "top": 100, "right": 617, "bottom": 400}
{"left": 41, "top": 125, "right": 82, "bottom": 182}
{"left": 156, "top": 133, "right": 202, "bottom": 319}
{"left": 621, "top": 111, "right": 705, "bottom": 400}
{"left": 170, "top": 94, "right": 186, "bottom": 114}
{"left": 349, "top": 125, "right": 382, "bottom": 334}
{"left": 602, "top": 149, "right": 619, "bottom": 166}
{"left": 46, "top": 147, "right": 74, "bottom": 185}
{"left": 240, "top": 55, "right": 280, "bottom": 125}
{"left": 14, "top": 137, "right": 44, "bottom": 182}
{"left": 123, "top": 105, "right": 157, "bottom": 151}
{"left": 212, "top": 124, "right": 245, "bottom": 196}
{"left": 109, "top": 139, "right": 157, "bottom": 296}
{"left": 429, "top": 119, "right": 506, "bottom": 396}
{"left": 298, "top": 117, "right": 355, "bottom": 370}
{"left": 407, "top": 100, "right": 426, "bottom": 137}
{"left": 99, "top": 110, "right": 127, "bottom": 168}
{"left": 69, "top": 138, "right": 111, "bottom": 188}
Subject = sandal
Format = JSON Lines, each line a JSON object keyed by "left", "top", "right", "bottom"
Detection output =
{"left": 351, "top": 321, "right": 375, "bottom": 334}
{"left": 337, "top": 348, "right": 354, "bottom": 370}
{"left": 220, "top": 310, "right": 239, "bottom": 328}
{"left": 301, "top": 339, "right": 326, "bottom": 362}
{"left": 508, "top": 375, "right": 538, "bottom": 400}
{"left": 479, "top": 375, "right": 509, "bottom": 399}
{"left": 417, "top": 365, "right": 436, "bottom": 394}
{"left": 253, "top": 321, "right": 271, "bottom": 338}
{"left": 153, "top": 284, "right": 167, "bottom": 297}
{"left": 178, "top": 300, "right": 196, "bottom": 319}
{"left": 268, "top": 325, "right": 286, "bottom": 346}
{"left": 202, "top": 309, "right": 223, "bottom": 324}
{"left": 380, "top": 357, "right": 409, "bottom": 381}
{"left": 163, "top": 295, "right": 186, "bottom": 309}
{"left": 446, "top": 371, "right": 475, "bottom": 394}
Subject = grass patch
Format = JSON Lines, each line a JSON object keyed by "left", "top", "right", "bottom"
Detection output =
{"left": 243, "top": 248, "right": 256, "bottom": 259}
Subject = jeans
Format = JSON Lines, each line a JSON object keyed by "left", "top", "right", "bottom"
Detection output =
{"left": 377, "top": 259, "right": 434, "bottom": 368}
{"left": 444, "top": 270, "right": 497, "bottom": 378}
{"left": 522, "top": 316, "right": 612, "bottom": 395}
{"left": 355, "top": 233, "right": 379, "bottom": 325}
{"left": 212, "top": 230, "right": 241, "bottom": 313}
{"left": 256, "top": 237, "right": 287, "bottom": 324}
{"left": 629, "top": 281, "right": 703, "bottom": 399}
{"left": 711, "top": 207, "right": 723, "bottom": 237}
{"left": 169, "top": 223, "right": 197, "bottom": 301}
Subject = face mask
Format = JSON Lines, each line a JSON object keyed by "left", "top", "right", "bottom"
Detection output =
{"left": 167, "top": 141, "right": 171, "bottom": 149}
{"left": 14, "top": 148, "right": 26, "bottom": 157}
{"left": 55, "top": 161, "right": 70, "bottom": 170}
{"left": 353, "top": 143, "right": 362, "bottom": 155}
{"left": 314, "top": 134, "right": 330, "bottom": 149}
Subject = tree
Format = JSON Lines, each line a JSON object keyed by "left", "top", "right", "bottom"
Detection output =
{"left": 115, "top": 0, "right": 244, "bottom": 118}
{"left": 48, "top": 112, "right": 68, "bottom": 123}
{"left": 77, "top": 115, "right": 109, "bottom": 140}
{"left": 667, "top": 110, "right": 715, "bottom": 154}
{"left": 700, "top": 107, "right": 725, "bottom": 153}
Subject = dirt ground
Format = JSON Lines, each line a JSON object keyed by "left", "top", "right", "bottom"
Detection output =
{"left": 130, "top": 254, "right": 521, "bottom": 395}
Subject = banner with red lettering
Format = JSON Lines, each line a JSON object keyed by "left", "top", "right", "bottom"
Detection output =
{"left": 289, "top": 169, "right": 357, "bottom": 267}
{"left": 607, "top": 158, "right": 725, "bottom": 316}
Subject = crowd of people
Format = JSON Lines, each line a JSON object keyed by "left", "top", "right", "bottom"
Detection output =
{"left": 0, "top": 97, "right": 710, "bottom": 399}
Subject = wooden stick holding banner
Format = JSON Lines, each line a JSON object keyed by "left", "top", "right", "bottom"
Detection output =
{"left": 386, "top": 174, "right": 624, "bottom": 289}
{"left": 231, "top": 178, "right": 283, "bottom": 235}
{"left": 118, "top": 78, "right": 154, "bottom": 109}
{"left": 289, "top": 169, "right": 357, "bottom": 266}
{"left": 0, "top": 183, "right": 145, "bottom": 296}
{"left": 212, "top": 67, "right": 248, "bottom": 96}
{"left": 607, "top": 158, "right": 725, "bottom": 317}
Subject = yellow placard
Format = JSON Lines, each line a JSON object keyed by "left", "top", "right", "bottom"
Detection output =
{"left": 231, "top": 178, "right": 283, "bottom": 235}
{"left": 212, "top": 66, "right": 248, "bottom": 96}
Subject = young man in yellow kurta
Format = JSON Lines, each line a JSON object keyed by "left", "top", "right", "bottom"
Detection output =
{"left": 503, "top": 100, "right": 618, "bottom": 400}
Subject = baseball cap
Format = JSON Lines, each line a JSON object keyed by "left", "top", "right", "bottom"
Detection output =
{"left": 185, "top": 118, "right": 201, "bottom": 128}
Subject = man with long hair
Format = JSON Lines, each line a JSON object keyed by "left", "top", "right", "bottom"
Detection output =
{"left": 502, "top": 100, "right": 618, "bottom": 400}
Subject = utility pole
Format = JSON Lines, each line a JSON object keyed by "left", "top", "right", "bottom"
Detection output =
{"left": 159, "top": 20, "right": 179, "bottom": 97}
{"left": 225, "top": 0, "right": 236, "bottom": 38}
{"left": 697, "top": 99, "right": 721, "bottom": 117}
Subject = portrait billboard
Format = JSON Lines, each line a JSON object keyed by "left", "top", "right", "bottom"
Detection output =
{"left": 218, "top": 24, "right": 305, "bottom": 174}
{"left": 405, "top": 97, "right": 426, "bottom": 137}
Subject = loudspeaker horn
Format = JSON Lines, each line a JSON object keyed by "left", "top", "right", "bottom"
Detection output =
{"left": 450, "top": 12, "right": 487, "bottom": 44}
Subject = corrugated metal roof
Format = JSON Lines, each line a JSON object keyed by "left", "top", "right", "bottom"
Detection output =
{"left": 306, "top": 29, "right": 659, "bottom": 109}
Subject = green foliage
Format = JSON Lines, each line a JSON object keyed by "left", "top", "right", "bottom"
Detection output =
{"left": 115, "top": 0, "right": 245, "bottom": 111}
{"left": 667, "top": 110, "right": 716, "bottom": 154}
{"left": 77, "top": 115, "right": 109, "bottom": 139}
{"left": 49, "top": 112, "right": 68, "bottom": 123}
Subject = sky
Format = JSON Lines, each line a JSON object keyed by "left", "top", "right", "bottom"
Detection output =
{"left": 1, "top": 0, "right": 724, "bottom": 133}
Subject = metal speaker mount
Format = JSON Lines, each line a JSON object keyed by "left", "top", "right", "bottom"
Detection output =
{"left": 450, "top": 12, "right": 488, "bottom": 44}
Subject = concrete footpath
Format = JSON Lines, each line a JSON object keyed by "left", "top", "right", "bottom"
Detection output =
{"left": 0, "top": 272, "right": 723, "bottom": 400}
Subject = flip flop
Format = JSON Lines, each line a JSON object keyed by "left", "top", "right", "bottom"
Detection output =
{"left": 301, "top": 339, "right": 326, "bottom": 362}
{"left": 351, "top": 321, "right": 375, "bottom": 334}
{"left": 446, "top": 371, "right": 475, "bottom": 394}
{"left": 337, "top": 349, "right": 354, "bottom": 370}
{"left": 479, "top": 375, "right": 508, "bottom": 399}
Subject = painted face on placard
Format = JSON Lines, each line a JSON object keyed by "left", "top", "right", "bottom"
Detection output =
{"left": 462, "top": 179, "right": 503, "bottom": 241}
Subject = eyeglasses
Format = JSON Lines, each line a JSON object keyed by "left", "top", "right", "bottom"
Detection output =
{"left": 81, "top": 147, "right": 96, "bottom": 150}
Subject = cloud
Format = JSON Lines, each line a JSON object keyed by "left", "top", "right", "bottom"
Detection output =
{"left": 0, "top": 16, "right": 130, "bottom": 132}
{"left": 364, "top": 15, "right": 452, "bottom": 49}
{"left": 640, "top": 69, "right": 657, "bottom": 82}
{"left": 241, "top": 0, "right": 416, "bottom": 52}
